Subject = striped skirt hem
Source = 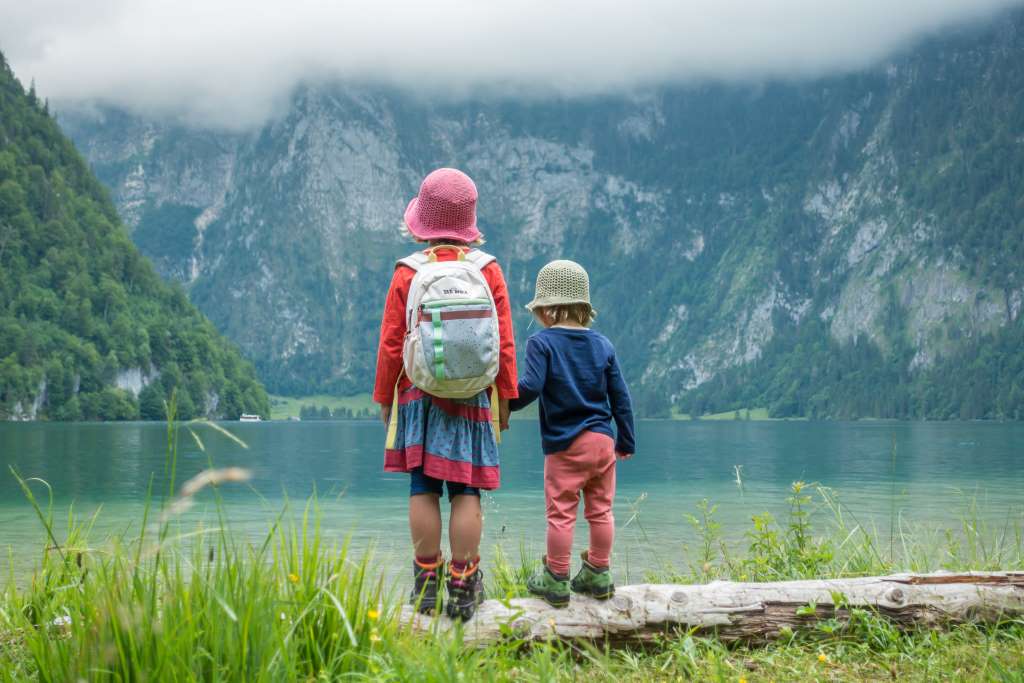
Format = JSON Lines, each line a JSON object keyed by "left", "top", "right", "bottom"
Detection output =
{"left": 384, "top": 387, "right": 500, "bottom": 490}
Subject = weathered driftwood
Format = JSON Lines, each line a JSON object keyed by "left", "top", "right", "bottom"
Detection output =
{"left": 400, "top": 572, "right": 1024, "bottom": 644}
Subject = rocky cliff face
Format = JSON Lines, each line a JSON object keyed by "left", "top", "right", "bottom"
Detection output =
{"left": 59, "top": 12, "right": 1024, "bottom": 415}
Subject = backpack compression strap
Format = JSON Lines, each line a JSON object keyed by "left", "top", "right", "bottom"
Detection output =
{"left": 490, "top": 385, "right": 502, "bottom": 445}
{"left": 384, "top": 375, "right": 402, "bottom": 450}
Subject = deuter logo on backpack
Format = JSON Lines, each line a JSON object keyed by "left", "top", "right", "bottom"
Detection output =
{"left": 399, "top": 249, "right": 500, "bottom": 399}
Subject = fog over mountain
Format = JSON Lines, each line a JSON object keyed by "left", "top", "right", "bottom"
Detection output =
{"left": 54, "top": 8, "right": 1024, "bottom": 419}
{"left": 2, "top": 0, "right": 1022, "bottom": 129}
{"left": 3, "top": 3, "right": 1023, "bottom": 420}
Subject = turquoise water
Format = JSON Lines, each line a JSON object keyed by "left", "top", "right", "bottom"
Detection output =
{"left": 1, "top": 420, "right": 1022, "bottom": 579}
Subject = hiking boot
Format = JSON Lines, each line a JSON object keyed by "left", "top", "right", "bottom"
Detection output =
{"left": 446, "top": 563, "right": 485, "bottom": 621}
{"left": 409, "top": 557, "right": 444, "bottom": 614}
{"left": 526, "top": 557, "right": 570, "bottom": 608}
{"left": 570, "top": 551, "right": 614, "bottom": 600}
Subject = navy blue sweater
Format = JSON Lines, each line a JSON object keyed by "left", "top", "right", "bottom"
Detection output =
{"left": 509, "top": 327, "right": 636, "bottom": 455}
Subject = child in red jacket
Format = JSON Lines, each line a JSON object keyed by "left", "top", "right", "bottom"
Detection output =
{"left": 374, "top": 168, "right": 517, "bottom": 620}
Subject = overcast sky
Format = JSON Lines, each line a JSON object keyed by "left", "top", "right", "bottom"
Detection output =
{"left": 1, "top": 0, "right": 1021, "bottom": 130}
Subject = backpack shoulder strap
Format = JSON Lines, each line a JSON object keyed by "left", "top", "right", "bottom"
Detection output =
{"left": 463, "top": 249, "right": 496, "bottom": 269}
{"left": 397, "top": 251, "right": 431, "bottom": 271}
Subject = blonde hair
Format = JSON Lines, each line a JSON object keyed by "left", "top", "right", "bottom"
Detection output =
{"left": 398, "top": 223, "right": 486, "bottom": 247}
{"left": 534, "top": 303, "right": 595, "bottom": 327}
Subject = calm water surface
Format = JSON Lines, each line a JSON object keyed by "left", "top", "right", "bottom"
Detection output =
{"left": 1, "top": 420, "right": 1022, "bottom": 579}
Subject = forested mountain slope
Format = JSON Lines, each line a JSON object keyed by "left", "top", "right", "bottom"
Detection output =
{"left": 60, "top": 10, "right": 1024, "bottom": 419}
{"left": 0, "top": 53, "right": 268, "bottom": 420}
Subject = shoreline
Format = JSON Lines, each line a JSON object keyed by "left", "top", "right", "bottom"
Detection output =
{"left": 4, "top": 415, "right": 1024, "bottom": 425}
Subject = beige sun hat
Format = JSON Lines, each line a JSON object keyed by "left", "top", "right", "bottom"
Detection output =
{"left": 525, "top": 259, "right": 594, "bottom": 313}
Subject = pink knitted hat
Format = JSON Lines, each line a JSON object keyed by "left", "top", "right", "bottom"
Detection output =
{"left": 404, "top": 168, "right": 482, "bottom": 243}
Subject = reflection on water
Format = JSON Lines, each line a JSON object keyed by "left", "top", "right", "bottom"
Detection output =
{"left": 1, "top": 420, "right": 1022, "bottom": 579}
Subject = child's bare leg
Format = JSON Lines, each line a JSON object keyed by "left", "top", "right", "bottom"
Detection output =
{"left": 409, "top": 493, "right": 442, "bottom": 559}
{"left": 448, "top": 494, "right": 482, "bottom": 564}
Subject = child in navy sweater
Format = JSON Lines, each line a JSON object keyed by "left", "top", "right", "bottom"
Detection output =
{"left": 509, "top": 260, "right": 635, "bottom": 606}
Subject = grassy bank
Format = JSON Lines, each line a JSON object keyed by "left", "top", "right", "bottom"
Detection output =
{"left": 269, "top": 393, "right": 377, "bottom": 420}
{"left": 670, "top": 407, "right": 800, "bottom": 421}
{"left": 1, "top": 424, "right": 1022, "bottom": 680}
{"left": 270, "top": 392, "right": 542, "bottom": 421}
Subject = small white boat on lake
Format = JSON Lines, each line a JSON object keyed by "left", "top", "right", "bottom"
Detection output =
{"left": 239, "top": 414, "right": 263, "bottom": 422}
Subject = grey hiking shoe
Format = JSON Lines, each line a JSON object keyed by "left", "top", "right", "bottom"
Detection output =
{"left": 446, "top": 563, "right": 485, "bottom": 621}
{"left": 410, "top": 558, "right": 443, "bottom": 614}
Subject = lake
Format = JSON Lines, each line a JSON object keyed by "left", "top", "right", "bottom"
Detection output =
{"left": 1, "top": 420, "right": 1022, "bottom": 581}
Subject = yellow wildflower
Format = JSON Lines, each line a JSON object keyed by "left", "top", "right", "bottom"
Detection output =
{"left": 287, "top": 573, "right": 300, "bottom": 584}
{"left": 368, "top": 609, "right": 380, "bottom": 620}
{"left": 739, "top": 678, "right": 748, "bottom": 683}
{"left": 818, "top": 653, "right": 828, "bottom": 663}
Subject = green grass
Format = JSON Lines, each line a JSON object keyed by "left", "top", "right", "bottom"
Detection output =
{"left": 671, "top": 407, "right": 782, "bottom": 421}
{"left": 702, "top": 407, "right": 772, "bottom": 421}
{"left": 269, "top": 393, "right": 377, "bottom": 420}
{"left": 1, "top": 413, "right": 1022, "bottom": 681}
{"left": 271, "top": 392, "right": 542, "bottom": 421}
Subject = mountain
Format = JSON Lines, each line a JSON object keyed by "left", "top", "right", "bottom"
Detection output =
{"left": 59, "top": 10, "right": 1024, "bottom": 419}
{"left": 0, "top": 53, "right": 269, "bottom": 421}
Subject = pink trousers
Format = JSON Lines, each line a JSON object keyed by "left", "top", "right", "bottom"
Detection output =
{"left": 543, "top": 431, "right": 616, "bottom": 575}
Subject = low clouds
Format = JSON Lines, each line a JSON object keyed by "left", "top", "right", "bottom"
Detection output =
{"left": 2, "top": 0, "right": 1021, "bottom": 130}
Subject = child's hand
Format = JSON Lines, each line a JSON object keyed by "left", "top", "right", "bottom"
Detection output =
{"left": 380, "top": 405, "right": 391, "bottom": 425}
{"left": 616, "top": 451, "right": 633, "bottom": 460}
{"left": 499, "top": 399, "right": 510, "bottom": 431}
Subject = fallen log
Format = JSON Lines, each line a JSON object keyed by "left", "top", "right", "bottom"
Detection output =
{"left": 400, "top": 571, "right": 1024, "bottom": 644}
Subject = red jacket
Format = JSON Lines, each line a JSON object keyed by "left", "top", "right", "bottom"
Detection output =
{"left": 373, "top": 247, "right": 519, "bottom": 405}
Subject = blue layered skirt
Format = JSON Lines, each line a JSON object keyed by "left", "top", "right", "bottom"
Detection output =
{"left": 384, "top": 387, "right": 500, "bottom": 489}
